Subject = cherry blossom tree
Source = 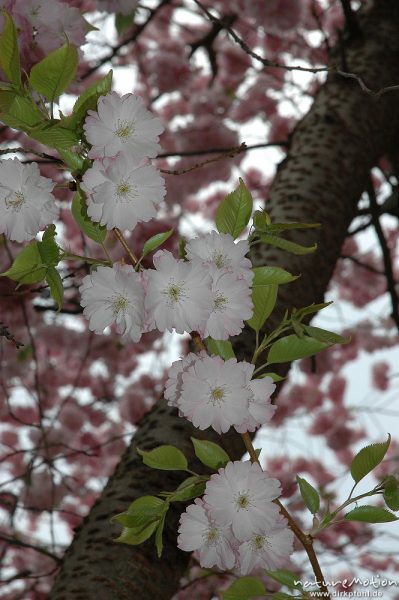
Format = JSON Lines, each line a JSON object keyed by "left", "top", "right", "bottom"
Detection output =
{"left": 1, "top": 1, "right": 399, "bottom": 599}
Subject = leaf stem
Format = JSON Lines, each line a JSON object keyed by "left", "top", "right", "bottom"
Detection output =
{"left": 114, "top": 228, "right": 139, "bottom": 266}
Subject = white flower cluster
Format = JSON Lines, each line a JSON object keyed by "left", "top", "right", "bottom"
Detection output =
{"left": 165, "top": 353, "right": 276, "bottom": 434}
{"left": 178, "top": 461, "right": 294, "bottom": 574}
{"left": 80, "top": 231, "right": 254, "bottom": 343}
{"left": 0, "top": 159, "right": 58, "bottom": 242}
{"left": 82, "top": 92, "right": 166, "bottom": 231}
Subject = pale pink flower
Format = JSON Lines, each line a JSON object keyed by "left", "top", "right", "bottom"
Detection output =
{"left": 144, "top": 250, "right": 213, "bottom": 334}
{"left": 238, "top": 520, "right": 294, "bottom": 574}
{"left": 164, "top": 352, "right": 203, "bottom": 408}
{"left": 180, "top": 356, "right": 252, "bottom": 434}
{"left": 0, "top": 159, "right": 58, "bottom": 242}
{"left": 204, "top": 272, "right": 253, "bottom": 340}
{"left": 34, "top": 1, "right": 87, "bottom": 53}
{"left": 371, "top": 361, "right": 390, "bottom": 391}
{"left": 186, "top": 231, "right": 253, "bottom": 282}
{"left": 81, "top": 154, "right": 165, "bottom": 231}
{"left": 80, "top": 264, "right": 145, "bottom": 342}
{"left": 204, "top": 461, "right": 281, "bottom": 541}
{"left": 177, "top": 498, "right": 237, "bottom": 570}
{"left": 235, "top": 369, "right": 276, "bottom": 433}
{"left": 84, "top": 92, "right": 164, "bottom": 160}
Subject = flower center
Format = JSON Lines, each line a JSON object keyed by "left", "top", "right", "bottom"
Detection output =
{"left": 213, "top": 293, "right": 227, "bottom": 311}
{"left": 234, "top": 489, "right": 253, "bottom": 511}
{"left": 5, "top": 191, "right": 26, "bottom": 212}
{"left": 112, "top": 295, "right": 130, "bottom": 316}
{"left": 252, "top": 534, "right": 266, "bottom": 550}
{"left": 163, "top": 281, "right": 186, "bottom": 305}
{"left": 115, "top": 180, "right": 138, "bottom": 202}
{"left": 209, "top": 386, "right": 225, "bottom": 403}
{"left": 114, "top": 120, "right": 134, "bottom": 141}
{"left": 204, "top": 526, "right": 221, "bottom": 546}
{"left": 211, "top": 251, "right": 228, "bottom": 269}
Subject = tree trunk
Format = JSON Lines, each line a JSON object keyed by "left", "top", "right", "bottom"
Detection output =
{"left": 49, "top": 2, "right": 399, "bottom": 598}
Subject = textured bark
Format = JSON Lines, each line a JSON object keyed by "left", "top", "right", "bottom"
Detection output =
{"left": 49, "top": 2, "right": 399, "bottom": 599}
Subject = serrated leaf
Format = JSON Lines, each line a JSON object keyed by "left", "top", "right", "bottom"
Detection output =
{"left": 57, "top": 148, "right": 87, "bottom": 172}
{"left": 294, "top": 302, "right": 332, "bottom": 319}
{"left": 266, "top": 569, "right": 302, "bottom": 590}
{"left": 259, "top": 233, "right": 317, "bottom": 255}
{"left": 222, "top": 576, "right": 266, "bottom": 599}
{"left": 137, "top": 445, "right": 188, "bottom": 471}
{"left": 29, "top": 122, "right": 79, "bottom": 149}
{"left": 246, "top": 273, "right": 278, "bottom": 332}
{"left": 142, "top": 229, "right": 173, "bottom": 258}
{"left": 63, "top": 70, "right": 113, "bottom": 129}
{"left": 0, "top": 243, "right": 46, "bottom": 284}
{"left": 345, "top": 505, "right": 398, "bottom": 523}
{"left": 114, "top": 521, "right": 159, "bottom": 545}
{"left": 37, "top": 236, "right": 60, "bottom": 267}
{"left": 350, "top": 435, "right": 391, "bottom": 484}
{"left": 191, "top": 438, "right": 230, "bottom": 470}
{"left": 112, "top": 496, "right": 166, "bottom": 529}
{"left": 267, "top": 335, "right": 328, "bottom": 365}
{"left": 0, "top": 93, "right": 43, "bottom": 130}
{"left": 206, "top": 338, "right": 235, "bottom": 360}
{"left": 29, "top": 43, "right": 79, "bottom": 101}
{"left": 267, "top": 222, "right": 320, "bottom": 233}
{"left": 46, "top": 267, "right": 64, "bottom": 310}
{"left": 303, "top": 325, "right": 349, "bottom": 345}
{"left": 216, "top": 178, "right": 253, "bottom": 239}
{"left": 259, "top": 372, "right": 285, "bottom": 382}
{"left": 296, "top": 476, "right": 320, "bottom": 515}
{"left": 155, "top": 513, "right": 166, "bottom": 557}
{"left": 252, "top": 209, "right": 271, "bottom": 230}
{"left": 0, "top": 12, "right": 21, "bottom": 88}
{"left": 383, "top": 477, "right": 399, "bottom": 511}
{"left": 250, "top": 266, "right": 298, "bottom": 285}
{"left": 169, "top": 476, "right": 207, "bottom": 502}
{"left": 71, "top": 189, "right": 106, "bottom": 244}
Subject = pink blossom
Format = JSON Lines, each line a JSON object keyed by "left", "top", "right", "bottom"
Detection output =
{"left": 371, "top": 361, "right": 390, "bottom": 391}
{"left": 238, "top": 520, "right": 294, "bottom": 574}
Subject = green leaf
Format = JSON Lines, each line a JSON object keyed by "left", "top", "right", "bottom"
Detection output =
{"left": 215, "top": 178, "right": 253, "bottom": 239}
{"left": 345, "top": 505, "right": 398, "bottom": 523}
{"left": 383, "top": 477, "right": 399, "bottom": 511}
{"left": 296, "top": 476, "right": 320, "bottom": 515}
{"left": 250, "top": 266, "right": 298, "bottom": 285}
{"left": 115, "top": 12, "right": 135, "bottom": 35}
{"left": 259, "top": 372, "right": 285, "bottom": 382}
{"left": 29, "top": 122, "right": 79, "bottom": 149}
{"left": 71, "top": 189, "right": 106, "bottom": 244}
{"left": 168, "top": 476, "right": 207, "bottom": 502}
{"left": 137, "top": 445, "right": 188, "bottom": 471}
{"left": 115, "top": 521, "right": 159, "bottom": 545}
{"left": 37, "top": 234, "right": 60, "bottom": 266}
{"left": 0, "top": 12, "right": 21, "bottom": 88}
{"left": 267, "top": 335, "right": 328, "bottom": 365}
{"left": 45, "top": 267, "right": 64, "bottom": 310}
{"left": 0, "top": 243, "right": 46, "bottom": 285}
{"left": 252, "top": 209, "right": 271, "bottom": 231}
{"left": 294, "top": 302, "right": 332, "bottom": 319}
{"left": 112, "top": 496, "right": 166, "bottom": 529}
{"left": 266, "top": 569, "right": 302, "bottom": 590}
{"left": 63, "top": 70, "right": 113, "bottom": 129}
{"left": 142, "top": 229, "right": 174, "bottom": 258}
{"left": 191, "top": 438, "right": 230, "bottom": 470}
{"left": 246, "top": 269, "right": 278, "bottom": 331}
{"left": 206, "top": 338, "right": 236, "bottom": 360}
{"left": 303, "top": 325, "right": 349, "bottom": 345}
{"left": 222, "top": 576, "right": 266, "bottom": 600}
{"left": 267, "top": 222, "right": 320, "bottom": 233}
{"left": 29, "top": 43, "right": 79, "bottom": 101}
{"left": 57, "top": 148, "right": 87, "bottom": 172}
{"left": 155, "top": 513, "right": 166, "bottom": 557}
{"left": 259, "top": 233, "right": 317, "bottom": 255}
{"left": 178, "top": 238, "right": 187, "bottom": 260}
{"left": 0, "top": 93, "right": 43, "bottom": 130}
{"left": 350, "top": 435, "right": 391, "bottom": 484}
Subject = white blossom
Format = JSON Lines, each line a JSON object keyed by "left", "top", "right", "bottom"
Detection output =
{"left": 204, "top": 461, "right": 281, "bottom": 541}
{"left": 164, "top": 352, "right": 204, "bottom": 408}
{"left": 0, "top": 159, "right": 58, "bottom": 242}
{"left": 84, "top": 92, "right": 164, "bottom": 160}
{"left": 177, "top": 498, "right": 237, "bottom": 570}
{"left": 204, "top": 271, "right": 253, "bottom": 340}
{"left": 238, "top": 521, "right": 294, "bottom": 574}
{"left": 186, "top": 231, "right": 253, "bottom": 282}
{"left": 144, "top": 250, "right": 213, "bottom": 334}
{"left": 81, "top": 154, "right": 165, "bottom": 231}
{"left": 235, "top": 365, "right": 276, "bottom": 433}
{"left": 80, "top": 264, "right": 145, "bottom": 342}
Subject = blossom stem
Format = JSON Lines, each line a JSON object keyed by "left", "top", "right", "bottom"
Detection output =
{"left": 190, "top": 331, "right": 207, "bottom": 353}
{"left": 114, "top": 228, "right": 139, "bottom": 265}
{"left": 241, "top": 431, "right": 331, "bottom": 599}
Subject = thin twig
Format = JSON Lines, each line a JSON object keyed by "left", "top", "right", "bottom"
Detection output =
{"left": 160, "top": 144, "right": 245, "bottom": 175}
{"left": 367, "top": 178, "right": 399, "bottom": 332}
{"left": 340, "top": 0, "right": 361, "bottom": 37}
{"left": 157, "top": 141, "right": 288, "bottom": 159}
{"left": 114, "top": 228, "right": 139, "bottom": 265}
